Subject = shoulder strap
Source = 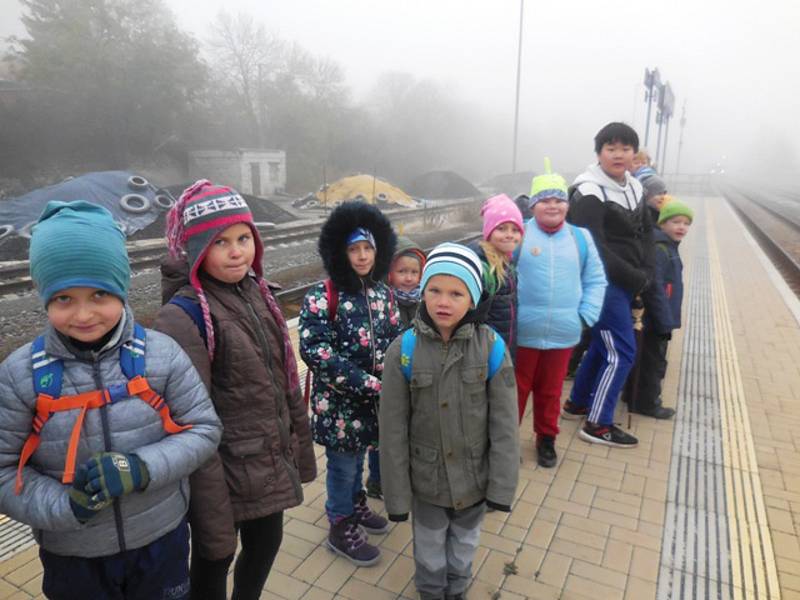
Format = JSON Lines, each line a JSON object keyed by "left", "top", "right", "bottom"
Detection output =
{"left": 169, "top": 295, "right": 208, "bottom": 347}
{"left": 324, "top": 278, "right": 338, "bottom": 322}
{"left": 400, "top": 328, "right": 417, "bottom": 381}
{"left": 568, "top": 224, "right": 588, "bottom": 274}
{"left": 31, "top": 335, "right": 63, "bottom": 397}
{"left": 120, "top": 323, "right": 147, "bottom": 379}
{"left": 487, "top": 330, "right": 506, "bottom": 380}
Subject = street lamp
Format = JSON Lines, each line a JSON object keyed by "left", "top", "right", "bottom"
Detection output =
{"left": 511, "top": 0, "right": 524, "bottom": 173}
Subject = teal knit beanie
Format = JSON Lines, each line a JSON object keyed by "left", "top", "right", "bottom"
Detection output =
{"left": 29, "top": 201, "right": 130, "bottom": 304}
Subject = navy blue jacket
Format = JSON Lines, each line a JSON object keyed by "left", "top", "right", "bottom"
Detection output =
{"left": 472, "top": 244, "right": 517, "bottom": 356}
{"left": 643, "top": 228, "right": 684, "bottom": 334}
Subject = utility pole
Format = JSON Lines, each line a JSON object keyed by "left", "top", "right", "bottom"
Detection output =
{"left": 654, "top": 82, "right": 674, "bottom": 172}
{"left": 257, "top": 63, "right": 267, "bottom": 148}
{"left": 675, "top": 101, "right": 687, "bottom": 176}
{"left": 643, "top": 68, "right": 660, "bottom": 148}
{"left": 511, "top": 0, "right": 524, "bottom": 173}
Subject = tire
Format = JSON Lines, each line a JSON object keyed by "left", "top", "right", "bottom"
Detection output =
{"left": 154, "top": 193, "right": 175, "bottom": 210}
{"left": 120, "top": 193, "right": 151, "bottom": 214}
{"left": 127, "top": 175, "right": 149, "bottom": 190}
{"left": 0, "top": 224, "right": 13, "bottom": 241}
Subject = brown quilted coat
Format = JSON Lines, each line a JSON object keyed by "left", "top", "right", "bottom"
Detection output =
{"left": 154, "top": 259, "right": 317, "bottom": 560}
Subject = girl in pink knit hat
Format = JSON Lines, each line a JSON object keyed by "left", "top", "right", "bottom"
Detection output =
{"left": 473, "top": 193, "right": 524, "bottom": 358}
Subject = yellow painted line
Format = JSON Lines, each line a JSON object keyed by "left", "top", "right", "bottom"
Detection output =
{"left": 707, "top": 207, "right": 781, "bottom": 599}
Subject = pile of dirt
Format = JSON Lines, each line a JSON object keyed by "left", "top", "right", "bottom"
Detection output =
{"left": 407, "top": 171, "right": 481, "bottom": 200}
{"left": 481, "top": 171, "right": 537, "bottom": 198}
{"left": 301, "top": 175, "right": 416, "bottom": 208}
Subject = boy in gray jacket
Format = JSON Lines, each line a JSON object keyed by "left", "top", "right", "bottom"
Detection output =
{"left": 0, "top": 201, "right": 221, "bottom": 599}
{"left": 379, "top": 243, "right": 519, "bottom": 600}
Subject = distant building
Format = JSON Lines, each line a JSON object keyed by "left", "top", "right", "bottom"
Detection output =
{"left": 188, "top": 149, "right": 287, "bottom": 196}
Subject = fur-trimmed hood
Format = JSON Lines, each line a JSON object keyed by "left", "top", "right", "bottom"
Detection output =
{"left": 317, "top": 201, "right": 397, "bottom": 293}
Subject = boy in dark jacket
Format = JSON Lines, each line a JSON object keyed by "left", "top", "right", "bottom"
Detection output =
{"left": 563, "top": 122, "right": 653, "bottom": 448}
{"left": 633, "top": 200, "right": 693, "bottom": 418}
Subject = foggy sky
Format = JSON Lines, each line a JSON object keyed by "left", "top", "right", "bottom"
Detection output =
{"left": 2, "top": 0, "right": 799, "bottom": 181}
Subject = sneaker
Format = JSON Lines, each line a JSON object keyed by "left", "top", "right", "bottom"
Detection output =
{"left": 561, "top": 401, "right": 588, "bottom": 420}
{"left": 366, "top": 478, "right": 383, "bottom": 499}
{"left": 327, "top": 516, "right": 381, "bottom": 566}
{"left": 631, "top": 401, "right": 675, "bottom": 420}
{"left": 579, "top": 423, "right": 638, "bottom": 448}
{"left": 536, "top": 436, "right": 557, "bottom": 468}
{"left": 353, "top": 491, "right": 389, "bottom": 534}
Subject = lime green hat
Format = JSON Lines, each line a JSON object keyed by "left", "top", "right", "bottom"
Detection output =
{"left": 529, "top": 158, "right": 568, "bottom": 206}
{"left": 658, "top": 199, "right": 694, "bottom": 224}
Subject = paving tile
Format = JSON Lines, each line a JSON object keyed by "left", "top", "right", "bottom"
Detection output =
{"left": 298, "top": 586, "right": 335, "bottom": 600}
{"left": 474, "top": 549, "right": 513, "bottom": 586}
{"left": 628, "top": 547, "right": 660, "bottom": 583}
{"left": 523, "top": 517, "right": 557, "bottom": 549}
{"left": 535, "top": 550, "right": 572, "bottom": 588}
{"left": 351, "top": 548, "right": 397, "bottom": 586}
{"left": 294, "top": 545, "right": 338, "bottom": 584}
{"left": 603, "top": 538, "right": 633, "bottom": 574}
{"left": 559, "top": 513, "right": 610, "bottom": 538}
{"left": 376, "top": 554, "right": 414, "bottom": 594}
{"left": 554, "top": 524, "right": 607, "bottom": 551}
{"left": 624, "top": 575, "right": 657, "bottom": 600}
{"left": 5, "top": 559, "right": 41, "bottom": 587}
{"left": 0, "top": 548, "right": 38, "bottom": 577}
{"left": 313, "top": 558, "right": 357, "bottom": 594}
{"left": 503, "top": 575, "right": 563, "bottom": 599}
{"left": 563, "top": 573, "right": 624, "bottom": 600}
{"left": 337, "top": 578, "right": 396, "bottom": 600}
{"left": 263, "top": 570, "right": 310, "bottom": 600}
{"left": 571, "top": 558, "right": 627, "bottom": 589}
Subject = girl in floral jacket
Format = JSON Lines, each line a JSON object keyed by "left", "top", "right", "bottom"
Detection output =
{"left": 299, "top": 201, "right": 401, "bottom": 567}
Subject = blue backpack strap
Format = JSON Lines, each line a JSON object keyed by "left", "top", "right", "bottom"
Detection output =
{"left": 31, "top": 335, "right": 63, "bottom": 397}
{"left": 568, "top": 224, "right": 588, "bottom": 274}
{"left": 400, "top": 329, "right": 417, "bottom": 382}
{"left": 169, "top": 295, "right": 208, "bottom": 347}
{"left": 487, "top": 330, "right": 507, "bottom": 380}
{"left": 120, "top": 323, "right": 147, "bottom": 380}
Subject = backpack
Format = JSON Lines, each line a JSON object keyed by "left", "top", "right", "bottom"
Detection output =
{"left": 398, "top": 326, "right": 506, "bottom": 382}
{"left": 17, "top": 323, "right": 191, "bottom": 495}
{"left": 169, "top": 295, "right": 208, "bottom": 346}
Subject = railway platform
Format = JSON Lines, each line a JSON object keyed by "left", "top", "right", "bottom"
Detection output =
{"left": 2, "top": 195, "right": 800, "bottom": 599}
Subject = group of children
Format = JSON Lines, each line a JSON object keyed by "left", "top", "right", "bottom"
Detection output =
{"left": 0, "top": 120, "right": 694, "bottom": 600}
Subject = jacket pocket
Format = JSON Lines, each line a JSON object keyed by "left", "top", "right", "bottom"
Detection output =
{"left": 220, "top": 438, "right": 275, "bottom": 501}
{"left": 462, "top": 367, "right": 488, "bottom": 440}
{"left": 409, "top": 441, "right": 439, "bottom": 497}
{"left": 468, "top": 439, "right": 489, "bottom": 492}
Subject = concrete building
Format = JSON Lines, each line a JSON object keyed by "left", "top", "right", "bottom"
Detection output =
{"left": 188, "top": 149, "right": 287, "bottom": 196}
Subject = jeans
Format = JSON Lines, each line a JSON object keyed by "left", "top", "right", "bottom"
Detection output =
{"left": 325, "top": 447, "right": 366, "bottom": 522}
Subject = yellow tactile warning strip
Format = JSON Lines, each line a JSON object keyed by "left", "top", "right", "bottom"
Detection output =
{"left": 708, "top": 212, "right": 781, "bottom": 599}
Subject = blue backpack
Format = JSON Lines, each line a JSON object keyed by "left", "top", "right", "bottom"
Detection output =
{"left": 168, "top": 295, "right": 208, "bottom": 346}
{"left": 398, "top": 327, "right": 507, "bottom": 382}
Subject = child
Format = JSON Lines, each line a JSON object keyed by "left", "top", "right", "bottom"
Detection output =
{"left": 380, "top": 242, "right": 519, "bottom": 600}
{"left": 366, "top": 236, "right": 426, "bottom": 500}
{"left": 299, "top": 201, "right": 401, "bottom": 566}
{"left": 641, "top": 174, "right": 669, "bottom": 222}
{"left": 564, "top": 122, "right": 653, "bottom": 448}
{"left": 632, "top": 149, "right": 656, "bottom": 180}
{"left": 0, "top": 201, "right": 222, "bottom": 599}
{"left": 632, "top": 200, "right": 693, "bottom": 418}
{"left": 474, "top": 194, "right": 524, "bottom": 354}
{"left": 516, "top": 162, "right": 607, "bottom": 467}
{"left": 152, "top": 181, "right": 317, "bottom": 600}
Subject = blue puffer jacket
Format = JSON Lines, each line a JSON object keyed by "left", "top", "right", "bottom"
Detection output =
{"left": 0, "top": 307, "right": 222, "bottom": 558}
{"left": 643, "top": 228, "right": 684, "bottom": 333}
{"left": 516, "top": 220, "right": 608, "bottom": 349}
{"left": 299, "top": 280, "right": 402, "bottom": 452}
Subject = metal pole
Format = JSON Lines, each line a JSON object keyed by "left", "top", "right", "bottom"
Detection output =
{"left": 511, "top": 0, "right": 524, "bottom": 173}
{"left": 643, "top": 84, "right": 654, "bottom": 147}
{"left": 675, "top": 101, "right": 687, "bottom": 176}
{"left": 654, "top": 113, "right": 664, "bottom": 169}
{"left": 661, "top": 116, "right": 671, "bottom": 175}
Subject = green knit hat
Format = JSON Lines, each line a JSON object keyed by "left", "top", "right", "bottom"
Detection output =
{"left": 529, "top": 158, "right": 568, "bottom": 206}
{"left": 29, "top": 201, "right": 130, "bottom": 304}
{"left": 658, "top": 199, "right": 694, "bottom": 224}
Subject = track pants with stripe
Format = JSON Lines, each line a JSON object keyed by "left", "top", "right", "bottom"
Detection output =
{"left": 569, "top": 284, "right": 637, "bottom": 425}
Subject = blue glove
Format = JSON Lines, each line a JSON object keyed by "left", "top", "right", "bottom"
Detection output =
{"left": 68, "top": 465, "right": 111, "bottom": 523}
{"left": 84, "top": 452, "right": 150, "bottom": 503}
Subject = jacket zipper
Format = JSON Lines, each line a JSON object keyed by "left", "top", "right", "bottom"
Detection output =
{"left": 363, "top": 280, "right": 377, "bottom": 373}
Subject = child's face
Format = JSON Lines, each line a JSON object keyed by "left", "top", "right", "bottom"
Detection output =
{"left": 488, "top": 222, "right": 522, "bottom": 255}
{"left": 646, "top": 193, "right": 668, "bottom": 211}
{"left": 390, "top": 255, "right": 422, "bottom": 292}
{"left": 47, "top": 287, "right": 124, "bottom": 343}
{"left": 660, "top": 215, "right": 692, "bottom": 242}
{"left": 533, "top": 198, "right": 568, "bottom": 229}
{"left": 598, "top": 141, "right": 635, "bottom": 180}
{"left": 202, "top": 223, "right": 255, "bottom": 284}
{"left": 631, "top": 156, "right": 645, "bottom": 171}
{"left": 423, "top": 275, "right": 471, "bottom": 336}
{"left": 347, "top": 241, "right": 376, "bottom": 277}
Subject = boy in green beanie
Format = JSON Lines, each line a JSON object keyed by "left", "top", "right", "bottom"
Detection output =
{"left": 0, "top": 200, "right": 221, "bottom": 599}
{"left": 632, "top": 199, "right": 694, "bottom": 418}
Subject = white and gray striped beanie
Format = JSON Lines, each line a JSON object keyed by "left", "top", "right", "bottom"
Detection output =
{"left": 420, "top": 242, "right": 483, "bottom": 306}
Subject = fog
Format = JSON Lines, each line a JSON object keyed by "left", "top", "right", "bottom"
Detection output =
{"left": 1, "top": 0, "right": 799, "bottom": 189}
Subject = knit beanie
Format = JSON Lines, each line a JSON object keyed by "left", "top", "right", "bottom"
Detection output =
{"left": 420, "top": 242, "right": 483, "bottom": 307}
{"left": 658, "top": 200, "right": 694, "bottom": 224}
{"left": 481, "top": 194, "right": 524, "bottom": 240}
{"left": 29, "top": 200, "right": 130, "bottom": 304}
{"left": 165, "top": 180, "right": 300, "bottom": 395}
{"left": 529, "top": 158, "right": 568, "bottom": 206}
{"left": 642, "top": 174, "right": 667, "bottom": 200}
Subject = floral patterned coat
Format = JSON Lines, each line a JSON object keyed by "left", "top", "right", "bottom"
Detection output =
{"left": 299, "top": 280, "right": 402, "bottom": 452}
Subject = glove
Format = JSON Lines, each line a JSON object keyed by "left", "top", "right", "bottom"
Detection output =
{"left": 69, "top": 465, "right": 111, "bottom": 523}
{"left": 388, "top": 513, "right": 409, "bottom": 522}
{"left": 84, "top": 452, "right": 150, "bottom": 503}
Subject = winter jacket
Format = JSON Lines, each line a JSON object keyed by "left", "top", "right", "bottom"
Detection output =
{"left": 568, "top": 163, "right": 654, "bottom": 295}
{"left": 517, "top": 220, "right": 607, "bottom": 349}
{"left": 472, "top": 243, "right": 518, "bottom": 353}
{"left": 379, "top": 309, "right": 519, "bottom": 516}
{"left": 299, "top": 201, "right": 401, "bottom": 452}
{"left": 643, "top": 228, "right": 684, "bottom": 334}
{"left": 0, "top": 307, "right": 221, "bottom": 558}
{"left": 153, "top": 260, "right": 317, "bottom": 560}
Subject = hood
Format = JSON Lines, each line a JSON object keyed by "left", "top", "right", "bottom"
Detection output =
{"left": 393, "top": 236, "right": 426, "bottom": 264}
{"left": 573, "top": 163, "right": 636, "bottom": 194}
{"left": 318, "top": 201, "right": 397, "bottom": 293}
{"left": 160, "top": 257, "right": 192, "bottom": 304}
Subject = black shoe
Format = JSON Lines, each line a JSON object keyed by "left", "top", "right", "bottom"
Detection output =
{"left": 446, "top": 593, "right": 466, "bottom": 600}
{"left": 579, "top": 423, "right": 638, "bottom": 448}
{"left": 536, "top": 436, "right": 557, "bottom": 468}
{"left": 561, "top": 400, "right": 588, "bottom": 420}
{"left": 632, "top": 405, "right": 675, "bottom": 419}
{"left": 365, "top": 478, "right": 383, "bottom": 499}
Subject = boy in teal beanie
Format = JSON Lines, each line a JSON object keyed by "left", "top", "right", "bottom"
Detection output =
{"left": 0, "top": 200, "right": 221, "bottom": 599}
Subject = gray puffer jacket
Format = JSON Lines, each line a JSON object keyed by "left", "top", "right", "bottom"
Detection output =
{"left": 0, "top": 307, "right": 222, "bottom": 558}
